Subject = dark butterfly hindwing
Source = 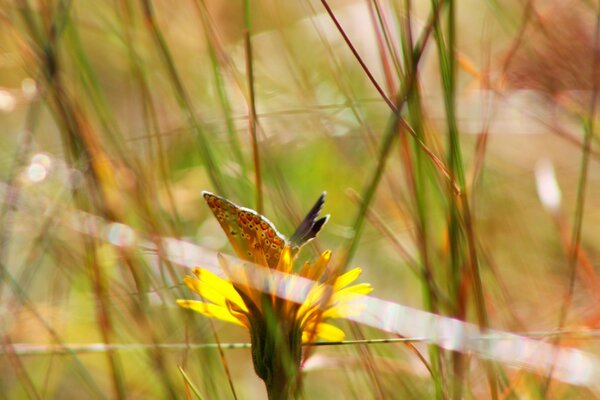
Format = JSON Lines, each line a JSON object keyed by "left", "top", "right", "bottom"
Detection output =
{"left": 289, "top": 192, "right": 329, "bottom": 248}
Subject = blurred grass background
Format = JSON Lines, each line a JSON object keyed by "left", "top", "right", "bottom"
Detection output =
{"left": 1, "top": 0, "right": 600, "bottom": 398}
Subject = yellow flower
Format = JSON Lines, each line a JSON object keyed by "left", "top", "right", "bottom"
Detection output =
{"left": 178, "top": 245, "right": 371, "bottom": 399}
{"left": 177, "top": 247, "right": 372, "bottom": 343}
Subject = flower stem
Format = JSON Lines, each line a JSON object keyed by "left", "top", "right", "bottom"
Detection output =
{"left": 265, "top": 367, "right": 300, "bottom": 400}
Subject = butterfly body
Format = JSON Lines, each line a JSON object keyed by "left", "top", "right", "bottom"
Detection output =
{"left": 203, "top": 191, "right": 328, "bottom": 269}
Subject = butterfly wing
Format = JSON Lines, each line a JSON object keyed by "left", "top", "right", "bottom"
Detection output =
{"left": 203, "top": 192, "right": 254, "bottom": 261}
{"left": 289, "top": 192, "right": 329, "bottom": 249}
{"left": 203, "top": 191, "right": 287, "bottom": 269}
{"left": 234, "top": 206, "right": 287, "bottom": 269}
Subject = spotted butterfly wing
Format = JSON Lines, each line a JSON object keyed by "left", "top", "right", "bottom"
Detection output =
{"left": 203, "top": 191, "right": 329, "bottom": 269}
{"left": 203, "top": 192, "right": 286, "bottom": 269}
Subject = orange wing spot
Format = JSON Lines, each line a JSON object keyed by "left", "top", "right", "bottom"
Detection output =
{"left": 252, "top": 215, "right": 260, "bottom": 224}
{"left": 260, "top": 222, "right": 268, "bottom": 230}
{"left": 272, "top": 237, "right": 283, "bottom": 246}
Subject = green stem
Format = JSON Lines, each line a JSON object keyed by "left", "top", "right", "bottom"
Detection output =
{"left": 265, "top": 369, "right": 300, "bottom": 400}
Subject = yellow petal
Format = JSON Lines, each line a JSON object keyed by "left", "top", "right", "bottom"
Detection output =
{"left": 176, "top": 300, "right": 247, "bottom": 327}
{"left": 325, "top": 284, "right": 372, "bottom": 317}
{"left": 296, "top": 284, "right": 327, "bottom": 320}
{"left": 333, "top": 283, "right": 373, "bottom": 301}
{"left": 302, "top": 250, "right": 331, "bottom": 280}
{"left": 191, "top": 269, "right": 248, "bottom": 312}
{"left": 334, "top": 267, "right": 363, "bottom": 290}
{"left": 298, "top": 260, "right": 312, "bottom": 279}
{"left": 183, "top": 276, "right": 239, "bottom": 313}
{"left": 321, "top": 302, "right": 367, "bottom": 319}
{"left": 183, "top": 275, "right": 200, "bottom": 293}
{"left": 275, "top": 246, "right": 293, "bottom": 273}
{"left": 303, "top": 322, "right": 345, "bottom": 342}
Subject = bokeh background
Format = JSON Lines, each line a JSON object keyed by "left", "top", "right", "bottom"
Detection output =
{"left": 1, "top": 0, "right": 600, "bottom": 398}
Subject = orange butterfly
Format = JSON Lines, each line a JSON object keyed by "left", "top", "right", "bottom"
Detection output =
{"left": 203, "top": 191, "right": 328, "bottom": 269}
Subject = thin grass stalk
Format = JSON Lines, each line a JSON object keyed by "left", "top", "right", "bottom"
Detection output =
{"left": 430, "top": 0, "right": 498, "bottom": 398}
{"left": 16, "top": 1, "right": 130, "bottom": 397}
{"left": 61, "top": 11, "right": 184, "bottom": 396}
{"left": 109, "top": 19, "right": 185, "bottom": 311}
{"left": 366, "top": 0, "right": 396, "bottom": 96}
{"left": 322, "top": 0, "right": 459, "bottom": 194}
{"left": 372, "top": 0, "right": 404, "bottom": 81}
{"left": 346, "top": 188, "right": 420, "bottom": 276}
{"left": 139, "top": 0, "right": 226, "bottom": 196}
{"left": 397, "top": 2, "right": 445, "bottom": 397}
{"left": 50, "top": 83, "right": 129, "bottom": 398}
{"left": 0, "top": 174, "right": 109, "bottom": 398}
{"left": 87, "top": 242, "right": 128, "bottom": 400}
{"left": 178, "top": 365, "right": 207, "bottom": 400}
{"left": 320, "top": 0, "right": 396, "bottom": 111}
{"left": 62, "top": 17, "right": 125, "bottom": 159}
{"left": 2, "top": 338, "right": 41, "bottom": 399}
{"left": 340, "top": 0, "right": 443, "bottom": 269}
{"left": 195, "top": 0, "right": 248, "bottom": 182}
{"left": 542, "top": 5, "right": 600, "bottom": 396}
{"left": 204, "top": 318, "right": 239, "bottom": 400}
{"left": 431, "top": 2, "right": 468, "bottom": 398}
{"left": 556, "top": 1, "right": 600, "bottom": 333}
{"left": 119, "top": 254, "right": 181, "bottom": 398}
{"left": 0, "top": 101, "right": 39, "bottom": 300}
{"left": 116, "top": 0, "right": 183, "bottom": 233}
{"left": 347, "top": 324, "right": 386, "bottom": 399}
{"left": 243, "top": 0, "right": 263, "bottom": 214}
{"left": 1, "top": 265, "right": 107, "bottom": 399}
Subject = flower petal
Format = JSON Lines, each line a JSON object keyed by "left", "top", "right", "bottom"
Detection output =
{"left": 188, "top": 268, "right": 247, "bottom": 310}
{"left": 302, "top": 322, "right": 345, "bottom": 342}
{"left": 333, "top": 283, "right": 373, "bottom": 301}
{"left": 321, "top": 302, "right": 367, "bottom": 319}
{"left": 176, "top": 300, "right": 246, "bottom": 327}
{"left": 275, "top": 246, "right": 293, "bottom": 273}
{"left": 334, "top": 267, "right": 363, "bottom": 290}
{"left": 301, "top": 250, "right": 331, "bottom": 280}
{"left": 217, "top": 255, "right": 262, "bottom": 307}
{"left": 296, "top": 284, "right": 327, "bottom": 321}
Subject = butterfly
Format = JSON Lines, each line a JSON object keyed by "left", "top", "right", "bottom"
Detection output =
{"left": 202, "top": 191, "right": 329, "bottom": 269}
